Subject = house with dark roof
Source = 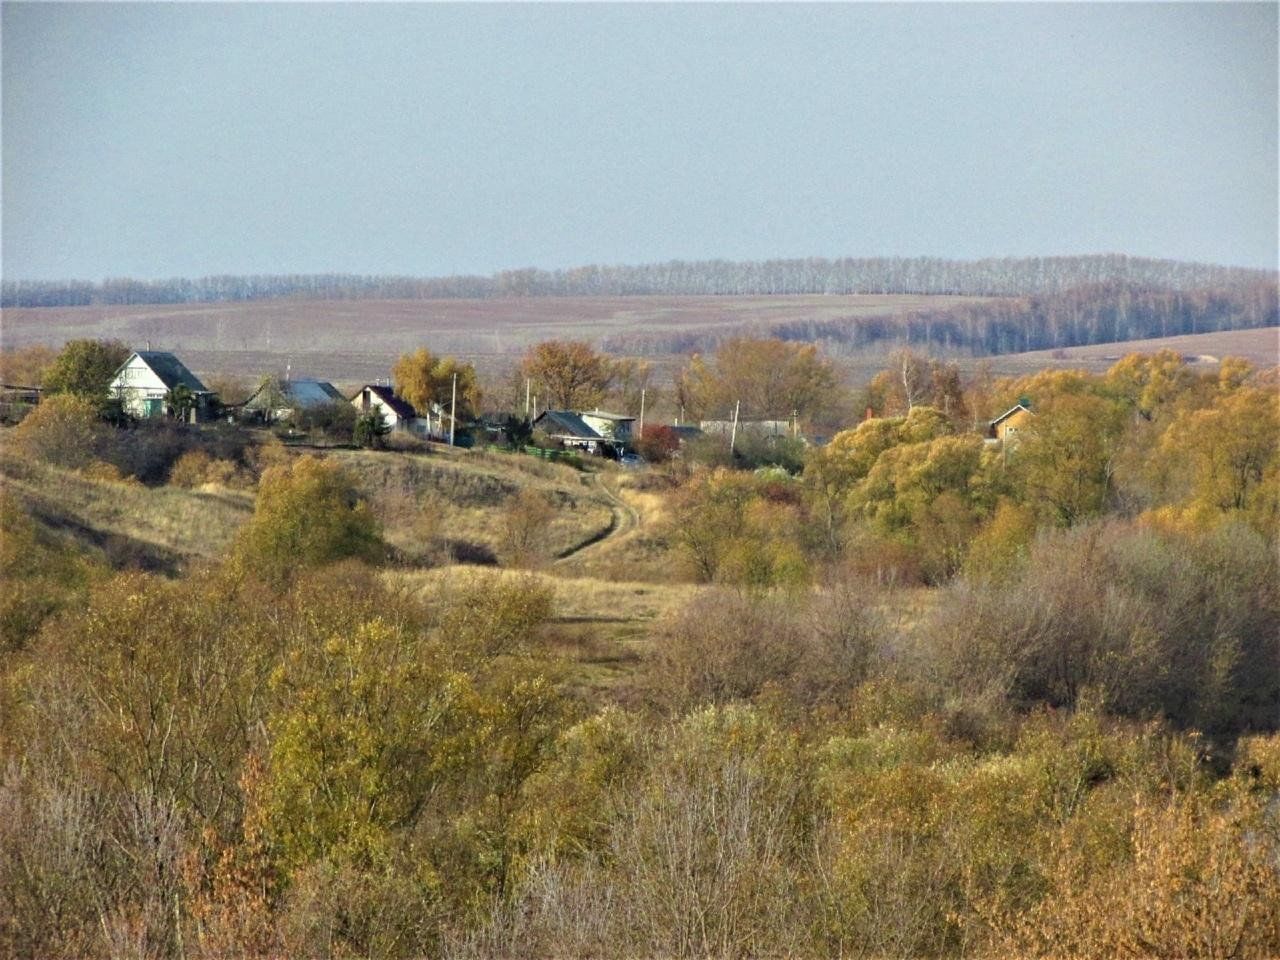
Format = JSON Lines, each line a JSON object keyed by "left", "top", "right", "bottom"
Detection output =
{"left": 243, "top": 377, "right": 345, "bottom": 424}
{"left": 533, "top": 409, "right": 613, "bottom": 455}
{"left": 350, "top": 384, "right": 447, "bottom": 437}
{"left": 109, "top": 351, "right": 214, "bottom": 421}
{"left": 579, "top": 410, "right": 635, "bottom": 442}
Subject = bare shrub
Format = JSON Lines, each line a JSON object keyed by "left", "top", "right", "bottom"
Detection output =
{"left": 0, "top": 768, "right": 189, "bottom": 960}
{"left": 645, "top": 585, "right": 884, "bottom": 712}
{"left": 993, "top": 789, "right": 1280, "bottom": 958}
{"left": 449, "top": 705, "right": 814, "bottom": 959}
{"left": 276, "top": 859, "right": 442, "bottom": 960}
{"left": 0, "top": 765, "right": 109, "bottom": 958}
{"left": 920, "top": 520, "right": 1280, "bottom": 740}
{"left": 499, "top": 487, "right": 556, "bottom": 567}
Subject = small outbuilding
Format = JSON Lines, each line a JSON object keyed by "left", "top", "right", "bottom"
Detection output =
{"left": 988, "top": 403, "right": 1034, "bottom": 442}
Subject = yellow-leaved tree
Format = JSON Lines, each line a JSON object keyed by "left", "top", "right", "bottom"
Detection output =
{"left": 233, "top": 456, "right": 382, "bottom": 587}
{"left": 1150, "top": 386, "right": 1279, "bottom": 533}
{"left": 392, "top": 347, "right": 481, "bottom": 420}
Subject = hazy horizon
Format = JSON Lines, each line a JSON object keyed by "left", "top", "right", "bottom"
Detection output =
{"left": 3, "top": 2, "right": 1277, "bottom": 282}
{"left": 1, "top": 251, "right": 1276, "bottom": 290}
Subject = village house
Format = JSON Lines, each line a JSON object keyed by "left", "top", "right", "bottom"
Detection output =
{"left": 243, "top": 376, "right": 345, "bottom": 424}
{"left": 532, "top": 409, "right": 635, "bottom": 457}
{"left": 108, "top": 350, "right": 215, "bottom": 422}
{"left": 350, "top": 384, "right": 447, "bottom": 437}
{"left": 533, "top": 410, "right": 606, "bottom": 454}
{"left": 579, "top": 410, "right": 635, "bottom": 443}
{"left": 988, "top": 403, "right": 1034, "bottom": 442}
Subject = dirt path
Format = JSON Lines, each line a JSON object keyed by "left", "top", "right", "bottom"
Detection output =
{"left": 553, "top": 471, "right": 638, "bottom": 563}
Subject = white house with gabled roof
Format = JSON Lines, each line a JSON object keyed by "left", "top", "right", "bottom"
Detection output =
{"left": 109, "top": 351, "right": 213, "bottom": 421}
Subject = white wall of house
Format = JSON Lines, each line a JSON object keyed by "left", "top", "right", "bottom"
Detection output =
{"left": 110, "top": 356, "right": 172, "bottom": 418}
{"left": 355, "top": 389, "right": 405, "bottom": 430}
{"left": 352, "top": 388, "right": 446, "bottom": 438}
{"left": 580, "top": 413, "right": 633, "bottom": 440}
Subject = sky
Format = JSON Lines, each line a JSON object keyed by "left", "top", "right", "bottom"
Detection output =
{"left": 2, "top": 2, "right": 1277, "bottom": 281}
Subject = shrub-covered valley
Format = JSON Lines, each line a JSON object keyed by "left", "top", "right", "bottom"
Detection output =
{"left": 1, "top": 331, "right": 1278, "bottom": 959}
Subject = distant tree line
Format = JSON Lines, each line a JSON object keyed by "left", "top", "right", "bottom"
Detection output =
{"left": 602, "top": 279, "right": 1279, "bottom": 357}
{"left": 3, "top": 254, "right": 1274, "bottom": 307}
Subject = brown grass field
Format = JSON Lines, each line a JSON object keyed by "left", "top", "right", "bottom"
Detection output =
{"left": 5, "top": 296, "right": 1272, "bottom": 397}
{"left": 0, "top": 293, "right": 987, "bottom": 382}
{"left": 0, "top": 447, "right": 254, "bottom": 572}
{"left": 974, "top": 325, "right": 1279, "bottom": 376}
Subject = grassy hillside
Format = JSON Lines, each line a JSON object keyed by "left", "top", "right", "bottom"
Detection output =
{"left": 0, "top": 447, "right": 253, "bottom": 572}
{"left": 326, "top": 445, "right": 615, "bottom": 565}
{"left": 0, "top": 438, "right": 618, "bottom": 573}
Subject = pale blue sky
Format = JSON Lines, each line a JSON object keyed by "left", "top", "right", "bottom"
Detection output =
{"left": 2, "top": 2, "right": 1276, "bottom": 280}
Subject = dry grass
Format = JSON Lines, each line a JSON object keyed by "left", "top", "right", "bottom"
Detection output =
{"left": 389, "top": 564, "right": 703, "bottom": 695}
{"left": 554, "top": 469, "right": 680, "bottom": 582}
{"left": 0, "top": 446, "right": 252, "bottom": 572}
{"left": 324, "top": 446, "right": 614, "bottom": 565}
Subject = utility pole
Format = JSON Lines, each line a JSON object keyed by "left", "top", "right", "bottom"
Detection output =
{"left": 638, "top": 388, "right": 646, "bottom": 438}
{"left": 449, "top": 372, "right": 457, "bottom": 447}
{"left": 729, "top": 400, "right": 740, "bottom": 455}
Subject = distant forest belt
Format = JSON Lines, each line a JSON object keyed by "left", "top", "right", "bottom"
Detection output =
{"left": 2, "top": 283, "right": 1275, "bottom": 383}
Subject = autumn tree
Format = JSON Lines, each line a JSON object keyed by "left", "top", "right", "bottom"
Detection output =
{"left": 1012, "top": 392, "right": 1127, "bottom": 527}
{"left": 393, "top": 348, "right": 481, "bottom": 420}
{"left": 668, "top": 469, "right": 809, "bottom": 586}
{"left": 803, "top": 406, "right": 953, "bottom": 555}
{"left": 10, "top": 393, "right": 107, "bottom": 469}
{"left": 265, "top": 618, "right": 474, "bottom": 872}
{"left": 677, "top": 338, "right": 841, "bottom": 424}
{"left": 861, "top": 350, "right": 968, "bottom": 422}
{"left": 851, "top": 434, "right": 992, "bottom": 581}
{"left": 633, "top": 424, "right": 681, "bottom": 464}
{"left": 1103, "top": 349, "right": 1198, "bottom": 421}
{"left": 606, "top": 357, "right": 657, "bottom": 416}
{"left": 1151, "top": 386, "right": 1279, "bottom": 531}
{"left": 522, "top": 340, "right": 613, "bottom": 410}
{"left": 0, "top": 344, "right": 57, "bottom": 387}
{"left": 41, "top": 338, "right": 130, "bottom": 402}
